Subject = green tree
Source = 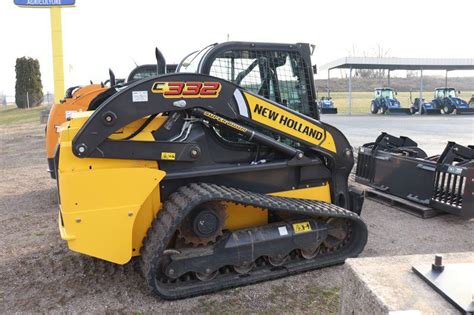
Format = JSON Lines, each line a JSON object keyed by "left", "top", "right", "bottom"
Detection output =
{"left": 15, "top": 57, "right": 44, "bottom": 109}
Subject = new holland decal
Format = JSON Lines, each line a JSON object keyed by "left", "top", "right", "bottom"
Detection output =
{"left": 151, "top": 81, "right": 221, "bottom": 99}
{"left": 242, "top": 92, "right": 336, "bottom": 153}
{"left": 253, "top": 103, "right": 323, "bottom": 141}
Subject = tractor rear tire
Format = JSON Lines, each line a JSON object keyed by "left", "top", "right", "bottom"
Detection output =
{"left": 370, "top": 102, "right": 378, "bottom": 114}
{"left": 441, "top": 104, "right": 454, "bottom": 115}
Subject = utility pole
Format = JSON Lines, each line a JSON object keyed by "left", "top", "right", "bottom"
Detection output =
{"left": 14, "top": 0, "right": 75, "bottom": 104}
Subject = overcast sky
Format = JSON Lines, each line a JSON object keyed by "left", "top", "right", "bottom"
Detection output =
{"left": 1, "top": 0, "right": 473, "bottom": 95}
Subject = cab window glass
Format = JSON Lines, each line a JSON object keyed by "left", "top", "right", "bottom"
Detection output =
{"left": 209, "top": 49, "right": 312, "bottom": 115}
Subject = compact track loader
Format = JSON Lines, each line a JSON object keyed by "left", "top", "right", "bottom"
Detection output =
{"left": 55, "top": 42, "right": 368, "bottom": 299}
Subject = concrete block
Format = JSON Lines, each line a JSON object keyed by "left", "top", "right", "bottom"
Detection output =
{"left": 339, "top": 252, "right": 474, "bottom": 314}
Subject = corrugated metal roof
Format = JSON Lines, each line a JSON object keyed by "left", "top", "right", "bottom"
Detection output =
{"left": 319, "top": 57, "right": 474, "bottom": 71}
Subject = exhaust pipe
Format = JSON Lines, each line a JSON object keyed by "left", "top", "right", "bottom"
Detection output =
{"left": 155, "top": 47, "right": 166, "bottom": 75}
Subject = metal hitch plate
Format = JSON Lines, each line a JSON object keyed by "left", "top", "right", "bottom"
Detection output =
{"left": 412, "top": 262, "right": 474, "bottom": 313}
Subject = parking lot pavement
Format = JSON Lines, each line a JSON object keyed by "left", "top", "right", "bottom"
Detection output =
{"left": 322, "top": 114, "right": 474, "bottom": 156}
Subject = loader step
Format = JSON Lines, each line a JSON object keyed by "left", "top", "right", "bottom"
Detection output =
{"left": 141, "top": 183, "right": 368, "bottom": 299}
{"left": 364, "top": 188, "right": 442, "bottom": 219}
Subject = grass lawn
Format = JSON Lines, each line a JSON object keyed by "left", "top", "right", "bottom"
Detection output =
{"left": 0, "top": 105, "right": 48, "bottom": 126}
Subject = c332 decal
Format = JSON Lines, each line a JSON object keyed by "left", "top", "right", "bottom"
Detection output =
{"left": 151, "top": 81, "right": 221, "bottom": 99}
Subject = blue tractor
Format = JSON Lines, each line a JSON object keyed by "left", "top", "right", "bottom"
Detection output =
{"left": 370, "top": 87, "right": 411, "bottom": 115}
{"left": 409, "top": 90, "right": 441, "bottom": 115}
{"left": 431, "top": 87, "right": 474, "bottom": 115}
{"left": 316, "top": 89, "right": 338, "bottom": 114}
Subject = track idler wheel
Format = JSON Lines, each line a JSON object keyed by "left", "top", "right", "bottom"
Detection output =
{"left": 324, "top": 218, "right": 349, "bottom": 251}
{"left": 267, "top": 254, "right": 290, "bottom": 267}
{"left": 195, "top": 270, "right": 219, "bottom": 281}
{"left": 233, "top": 262, "right": 256, "bottom": 274}
{"left": 301, "top": 247, "right": 320, "bottom": 260}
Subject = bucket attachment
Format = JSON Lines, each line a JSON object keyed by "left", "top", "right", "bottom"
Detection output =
{"left": 385, "top": 108, "right": 412, "bottom": 115}
{"left": 423, "top": 109, "right": 442, "bottom": 115}
{"left": 455, "top": 108, "right": 474, "bottom": 115}
{"left": 321, "top": 108, "right": 338, "bottom": 114}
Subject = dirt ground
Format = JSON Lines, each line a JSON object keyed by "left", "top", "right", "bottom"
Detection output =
{"left": 1, "top": 122, "right": 473, "bottom": 313}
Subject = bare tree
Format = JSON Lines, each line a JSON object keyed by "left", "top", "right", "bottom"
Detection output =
{"left": 345, "top": 44, "right": 391, "bottom": 79}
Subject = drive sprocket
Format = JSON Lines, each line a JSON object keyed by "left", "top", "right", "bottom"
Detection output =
{"left": 177, "top": 201, "right": 226, "bottom": 246}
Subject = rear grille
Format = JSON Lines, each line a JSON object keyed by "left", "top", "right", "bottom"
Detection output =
{"left": 432, "top": 171, "right": 465, "bottom": 208}
{"left": 356, "top": 151, "right": 374, "bottom": 180}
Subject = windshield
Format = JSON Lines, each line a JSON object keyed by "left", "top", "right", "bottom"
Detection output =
{"left": 447, "top": 89, "right": 456, "bottom": 97}
{"left": 378, "top": 89, "right": 394, "bottom": 98}
{"left": 436, "top": 89, "right": 456, "bottom": 98}
{"left": 178, "top": 45, "right": 214, "bottom": 73}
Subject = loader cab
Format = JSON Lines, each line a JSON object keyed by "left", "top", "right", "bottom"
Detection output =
{"left": 434, "top": 87, "right": 457, "bottom": 100}
{"left": 375, "top": 88, "right": 396, "bottom": 100}
{"left": 127, "top": 64, "right": 177, "bottom": 83}
{"left": 177, "top": 42, "right": 319, "bottom": 120}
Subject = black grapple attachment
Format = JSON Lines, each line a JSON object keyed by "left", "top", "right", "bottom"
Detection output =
{"left": 356, "top": 132, "right": 473, "bottom": 218}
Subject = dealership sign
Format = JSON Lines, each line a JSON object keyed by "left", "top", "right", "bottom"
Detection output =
{"left": 14, "top": 0, "right": 75, "bottom": 6}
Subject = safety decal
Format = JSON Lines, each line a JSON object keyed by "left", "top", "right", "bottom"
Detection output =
{"left": 292, "top": 221, "right": 312, "bottom": 234}
{"left": 161, "top": 152, "right": 176, "bottom": 160}
{"left": 132, "top": 91, "right": 148, "bottom": 102}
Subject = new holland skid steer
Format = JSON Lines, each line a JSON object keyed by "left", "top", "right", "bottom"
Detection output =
{"left": 55, "top": 42, "right": 368, "bottom": 299}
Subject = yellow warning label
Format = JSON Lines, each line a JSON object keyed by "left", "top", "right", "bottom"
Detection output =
{"left": 161, "top": 152, "right": 176, "bottom": 160}
{"left": 292, "top": 221, "right": 312, "bottom": 234}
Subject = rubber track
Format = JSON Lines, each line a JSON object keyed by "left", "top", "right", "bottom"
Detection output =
{"left": 141, "top": 183, "right": 368, "bottom": 299}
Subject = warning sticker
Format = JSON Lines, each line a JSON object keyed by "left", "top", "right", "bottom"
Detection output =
{"left": 65, "top": 110, "right": 77, "bottom": 120}
{"left": 161, "top": 152, "right": 176, "bottom": 160}
{"left": 132, "top": 91, "right": 148, "bottom": 102}
{"left": 278, "top": 226, "right": 288, "bottom": 236}
{"left": 292, "top": 221, "right": 312, "bottom": 234}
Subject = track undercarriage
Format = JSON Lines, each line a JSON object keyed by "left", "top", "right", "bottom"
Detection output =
{"left": 141, "top": 183, "right": 367, "bottom": 299}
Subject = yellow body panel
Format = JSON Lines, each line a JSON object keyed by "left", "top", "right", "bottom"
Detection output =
{"left": 224, "top": 202, "right": 268, "bottom": 230}
{"left": 270, "top": 184, "right": 331, "bottom": 203}
{"left": 224, "top": 184, "right": 331, "bottom": 230}
{"left": 59, "top": 168, "right": 164, "bottom": 264}
{"left": 244, "top": 92, "right": 337, "bottom": 153}
{"left": 58, "top": 113, "right": 167, "bottom": 264}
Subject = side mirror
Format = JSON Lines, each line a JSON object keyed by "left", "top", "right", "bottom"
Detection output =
{"left": 457, "top": 90, "right": 461, "bottom": 94}
{"left": 312, "top": 65, "right": 317, "bottom": 75}
{"left": 395, "top": 91, "right": 398, "bottom": 95}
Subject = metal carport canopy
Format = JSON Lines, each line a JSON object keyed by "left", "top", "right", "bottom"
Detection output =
{"left": 318, "top": 57, "right": 474, "bottom": 115}
{"left": 319, "top": 57, "right": 474, "bottom": 71}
